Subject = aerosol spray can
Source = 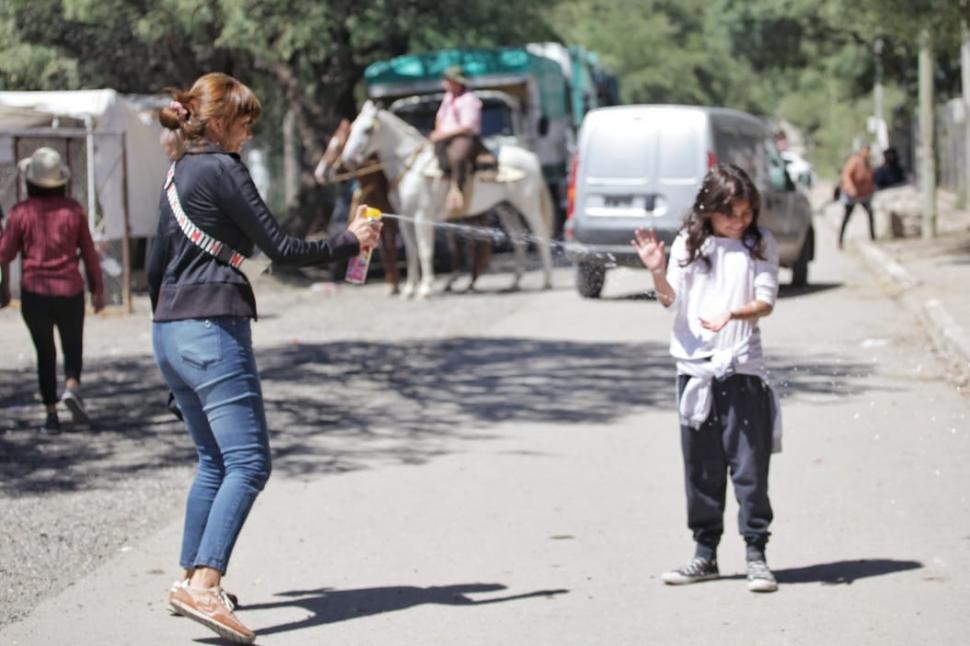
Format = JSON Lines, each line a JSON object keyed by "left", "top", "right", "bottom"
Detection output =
{"left": 344, "top": 207, "right": 383, "bottom": 284}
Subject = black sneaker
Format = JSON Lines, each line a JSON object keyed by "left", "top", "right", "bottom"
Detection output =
{"left": 61, "top": 388, "right": 90, "bottom": 425}
{"left": 42, "top": 411, "right": 61, "bottom": 435}
{"left": 661, "top": 557, "right": 719, "bottom": 585}
{"left": 746, "top": 559, "right": 778, "bottom": 592}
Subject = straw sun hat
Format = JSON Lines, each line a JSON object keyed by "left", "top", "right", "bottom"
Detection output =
{"left": 18, "top": 147, "right": 70, "bottom": 188}
{"left": 443, "top": 65, "right": 470, "bottom": 86}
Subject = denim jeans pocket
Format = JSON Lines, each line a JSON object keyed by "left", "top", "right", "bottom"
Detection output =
{"left": 178, "top": 320, "right": 223, "bottom": 370}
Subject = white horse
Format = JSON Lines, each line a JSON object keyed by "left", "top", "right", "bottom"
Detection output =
{"left": 340, "top": 100, "right": 554, "bottom": 298}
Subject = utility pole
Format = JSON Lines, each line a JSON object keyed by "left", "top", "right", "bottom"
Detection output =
{"left": 919, "top": 28, "right": 937, "bottom": 239}
{"left": 874, "top": 38, "right": 886, "bottom": 151}
{"left": 962, "top": 20, "right": 970, "bottom": 208}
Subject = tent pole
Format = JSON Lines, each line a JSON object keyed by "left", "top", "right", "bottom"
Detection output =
{"left": 84, "top": 115, "right": 96, "bottom": 232}
{"left": 120, "top": 132, "right": 132, "bottom": 314}
{"left": 13, "top": 137, "right": 21, "bottom": 202}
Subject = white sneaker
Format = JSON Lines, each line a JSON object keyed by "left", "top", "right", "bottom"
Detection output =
{"left": 746, "top": 560, "right": 778, "bottom": 592}
{"left": 661, "top": 557, "right": 719, "bottom": 585}
{"left": 60, "top": 388, "right": 90, "bottom": 425}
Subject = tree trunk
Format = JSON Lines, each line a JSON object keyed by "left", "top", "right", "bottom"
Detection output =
{"left": 919, "top": 28, "right": 937, "bottom": 239}
{"left": 283, "top": 107, "right": 300, "bottom": 212}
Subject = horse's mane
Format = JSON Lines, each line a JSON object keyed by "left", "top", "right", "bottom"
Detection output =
{"left": 375, "top": 106, "right": 428, "bottom": 145}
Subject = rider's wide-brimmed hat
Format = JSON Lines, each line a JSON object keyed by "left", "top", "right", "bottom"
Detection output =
{"left": 18, "top": 146, "right": 70, "bottom": 188}
{"left": 443, "top": 65, "right": 470, "bottom": 87}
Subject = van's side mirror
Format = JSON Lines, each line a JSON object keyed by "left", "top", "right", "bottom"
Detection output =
{"left": 538, "top": 116, "right": 549, "bottom": 137}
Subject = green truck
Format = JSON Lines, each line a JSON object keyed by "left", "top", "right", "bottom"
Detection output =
{"left": 365, "top": 47, "right": 571, "bottom": 183}
{"left": 364, "top": 46, "right": 617, "bottom": 234}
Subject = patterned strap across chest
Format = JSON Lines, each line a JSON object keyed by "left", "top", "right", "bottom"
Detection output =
{"left": 165, "top": 163, "right": 246, "bottom": 270}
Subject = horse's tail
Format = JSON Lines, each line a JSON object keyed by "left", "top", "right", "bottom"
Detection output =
{"left": 538, "top": 181, "right": 555, "bottom": 238}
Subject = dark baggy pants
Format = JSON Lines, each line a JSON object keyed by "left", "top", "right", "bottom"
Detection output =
{"left": 20, "top": 290, "right": 85, "bottom": 405}
{"left": 435, "top": 135, "right": 475, "bottom": 190}
{"left": 677, "top": 373, "right": 774, "bottom": 561}
{"left": 838, "top": 199, "right": 875, "bottom": 246}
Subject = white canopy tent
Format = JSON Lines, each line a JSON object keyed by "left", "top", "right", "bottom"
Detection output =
{"left": 0, "top": 90, "right": 170, "bottom": 311}
{"left": 0, "top": 89, "right": 169, "bottom": 239}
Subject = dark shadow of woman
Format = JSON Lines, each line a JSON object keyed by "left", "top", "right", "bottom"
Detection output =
{"left": 196, "top": 582, "right": 569, "bottom": 642}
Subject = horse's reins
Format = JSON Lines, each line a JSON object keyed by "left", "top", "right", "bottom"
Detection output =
{"left": 328, "top": 162, "right": 385, "bottom": 182}
{"left": 387, "top": 140, "right": 429, "bottom": 192}
{"left": 326, "top": 113, "right": 428, "bottom": 191}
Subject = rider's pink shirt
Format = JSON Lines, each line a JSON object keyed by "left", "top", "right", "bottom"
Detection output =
{"left": 435, "top": 90, "right": 482, "bottom": 135}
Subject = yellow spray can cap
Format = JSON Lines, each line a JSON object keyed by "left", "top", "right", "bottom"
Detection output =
{"left": 364, "top": 207, "right": 382, "bottom": 220}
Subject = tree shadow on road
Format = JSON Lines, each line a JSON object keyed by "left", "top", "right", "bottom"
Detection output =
{"left": 1, "top": 336, "right": 882, "bottom": 494}
{"left": 191, "top": 582, "right": 568, "bottom": 642}
{"left": 721, "top": 558, "right": 923, "bottom": 585}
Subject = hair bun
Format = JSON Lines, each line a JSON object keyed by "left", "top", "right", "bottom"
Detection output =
{"left": 158, "top": 106, "right": 183, "bottom": 131}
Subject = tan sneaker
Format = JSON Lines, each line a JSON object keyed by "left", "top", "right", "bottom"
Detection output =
{"left": 169, "top": 584, "right": 255, "bottom": 644}
{"left": 168, "top": 579, "right": 239, "bottom": 616}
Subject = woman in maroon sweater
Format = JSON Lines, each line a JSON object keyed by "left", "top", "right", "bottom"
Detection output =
{"left": 0, "top": 147, "right": 105, "bottom": 433}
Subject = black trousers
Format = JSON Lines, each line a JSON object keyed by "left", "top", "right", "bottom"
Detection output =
{"left": 20, "top": 290, "right": 85, "bottom": 406}
{"left": 677, "top": 373, "right": 774, "bottom": 558}
{"left": 838, "top": 200, "right": 875, "bottom": 245}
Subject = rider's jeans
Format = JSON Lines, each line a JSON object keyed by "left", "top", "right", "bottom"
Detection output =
{"left": 153, "top": 316, "right": 271, "bottom": 573}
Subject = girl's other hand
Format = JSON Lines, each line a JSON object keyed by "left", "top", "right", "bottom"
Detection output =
{"left": 631, "top": 228, "right": 666, "bottom": 273}
{"left": 699, "top": 311, "right": 732, "bottom": 333}
{"left": 348, "top": 204, "right": 382, "bottom": 250}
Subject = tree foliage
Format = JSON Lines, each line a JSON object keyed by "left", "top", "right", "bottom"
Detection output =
{"left": 1, "top": 0, "right": 966, "bottom": 210}
{"left": 548, "top": 0, "right": 967, "bottom": 175}
{"left": 0, "top": 0, "right": 556, "bottom": 228}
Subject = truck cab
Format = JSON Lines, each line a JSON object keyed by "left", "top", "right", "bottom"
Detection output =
{"left": 388, "top": 90, "right": 527, "bottom": 151}
{"left": 364, "top": 47, "right": 571, "bottom": 187}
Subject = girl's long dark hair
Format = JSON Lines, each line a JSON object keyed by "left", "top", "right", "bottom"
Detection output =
{"left": 681, "top": 164, "right": 765, "bottom": 268}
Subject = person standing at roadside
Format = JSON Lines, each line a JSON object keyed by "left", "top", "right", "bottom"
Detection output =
{"left": 838, "top": 143, "right": 876, "bottom": 249}
{"left": 151, "top": 72, "right": 380, "bottom": 644}
{"left": 632, "top": 164, "right": 782, "bottom": 594}
{"left": 0, "top": 147, "right": 105, "bottom": 433}
{"left": 873, "top": 146, "right": 905, "bottom": 190}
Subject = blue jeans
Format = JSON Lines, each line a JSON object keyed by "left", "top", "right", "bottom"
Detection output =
{"left": 153, "top": 317, "right": 271, "bottom": 573}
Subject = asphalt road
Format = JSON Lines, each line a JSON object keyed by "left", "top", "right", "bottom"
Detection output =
{"left": 1, "top": 215, "right": 968, "bottom": 645}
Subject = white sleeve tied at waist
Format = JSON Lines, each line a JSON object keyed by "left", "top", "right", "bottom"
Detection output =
{"left": 676, "top": 338, "right": 783, "bottom": 454}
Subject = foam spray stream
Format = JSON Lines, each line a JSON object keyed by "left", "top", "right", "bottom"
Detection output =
{"left": 375, "top": 211, "right": 619, "bottom": 269}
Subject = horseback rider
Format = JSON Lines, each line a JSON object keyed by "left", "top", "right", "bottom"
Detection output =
{"left": 429, "top": 65, "right": 482, "bottom": 215}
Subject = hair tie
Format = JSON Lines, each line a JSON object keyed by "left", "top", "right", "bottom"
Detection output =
{"left": 169, "top": 100, "right": 189, "bottom": 122}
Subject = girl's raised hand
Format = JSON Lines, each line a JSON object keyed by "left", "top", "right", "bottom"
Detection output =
{"left": 631, "top": 228, "right": 666, "bottom": 273}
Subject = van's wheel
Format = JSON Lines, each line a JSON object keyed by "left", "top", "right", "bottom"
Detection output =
{"left": 791, "top": 226, "right": 813, "bottom": 287}
{"left": 576, "top": 262, "right": 605, "bottom": 298}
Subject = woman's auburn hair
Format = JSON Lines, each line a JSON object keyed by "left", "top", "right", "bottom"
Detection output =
{"left": 681, "top": 163, "right": 765, "bottom": 268}
{"left": 158, "top": 72, "right": 261, "bottom": 146}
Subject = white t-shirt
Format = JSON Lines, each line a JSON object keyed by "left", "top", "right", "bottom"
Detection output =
{"left": 665, "top": 228, "right": 779, "bottom": 362}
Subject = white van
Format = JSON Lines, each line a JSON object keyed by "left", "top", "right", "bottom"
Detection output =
{"left": 565, "top": 105, "right": 814, "bottom": 298}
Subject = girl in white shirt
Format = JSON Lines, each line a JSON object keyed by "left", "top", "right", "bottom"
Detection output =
{"left": 632, "top": 164, "right": 781, "bottom": 593}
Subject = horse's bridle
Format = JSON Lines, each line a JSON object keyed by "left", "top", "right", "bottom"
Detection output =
{"left": 331, "top": 110, "right": 428, "bottom": 191}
